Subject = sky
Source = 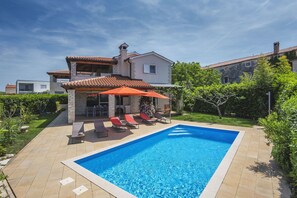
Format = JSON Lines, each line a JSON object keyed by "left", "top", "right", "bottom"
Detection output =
{"left": 0, "top": 0, "right": 297, "bottom": 91}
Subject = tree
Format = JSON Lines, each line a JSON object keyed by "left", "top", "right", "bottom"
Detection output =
{"left": 253, "top": 57, "right": 274, "bottom": 89}
{"left": 172, "top": 61, "right": 221, "bottom": 111}
{"left": 273, "top": 55, "right": 292, "bottom": 75}
{"left": 195, "top": 85, "right": 235, "bottom": 118}
{"left": 172, "top": 61, "right": 220, "bottom": 87}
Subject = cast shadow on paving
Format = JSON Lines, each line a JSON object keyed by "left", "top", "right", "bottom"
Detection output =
{"left": 247, "top": 160, "right": 291, "bottom": 197}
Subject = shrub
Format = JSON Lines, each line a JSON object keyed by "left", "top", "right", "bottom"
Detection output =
{"left": 0, "top": 145, "right": 6, "bottom": 157}
{"left": 0, "top": 117, "right": 22, "bottom": 146}
{"left": 260, "top": 94, "right": 297, "bottom": 195}
{"left": 0, "top": 103, "right": 3, "bottom": 120}
{"left": 0, "top": 94, "right": 68, "bottom": 116}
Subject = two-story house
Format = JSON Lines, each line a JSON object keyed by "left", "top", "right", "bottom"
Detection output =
{"left": 60, "top": 43, "right": 174, "bottom": 123}
{"left": 204, "top": 42, "right": 297, "bottom": 83}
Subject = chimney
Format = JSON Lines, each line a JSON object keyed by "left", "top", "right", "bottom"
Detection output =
{"left": 273, "top": 41, "right": 280, "bottom": 54}
{"left": 118, "top": 43, "right": 129, "bottom": 75}
{"left": 119, "top": 43, "right": 129, "bottom": 60}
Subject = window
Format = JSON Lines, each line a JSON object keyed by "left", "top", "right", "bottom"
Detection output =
{"left": 40, "top": 84, "right": 47, "bottom": 89}
{"left": 224, "top": 77, "right": 229, "bottom": 83}
{"left": 19, "top": 83, "right": 33, "bottom": 91}
{"left": 144, "top": 64, "right": 156, "bottom": 74}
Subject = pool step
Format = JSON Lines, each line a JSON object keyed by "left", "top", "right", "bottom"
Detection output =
{"left": 168, "top": 132, "right": 193, "bottom": 136}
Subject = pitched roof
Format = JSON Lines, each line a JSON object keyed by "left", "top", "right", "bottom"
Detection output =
{"left": 62, "top": 75, "right": 154, "bottom": 89}
{"left": 65, "top": 56, "right": 118, "bottom": 68}
{"left": 128, "top": 51, "right": 174, "bottom": 64}
{"left": 6, "top": 84, "right": 16, "bottom": 88}
{"left": 204, "top": 45, "right": 297, "bottom": 69}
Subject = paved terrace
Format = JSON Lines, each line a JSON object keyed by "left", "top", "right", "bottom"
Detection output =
{"left": 3, "top": 111, "right": 291, "bottom": 198}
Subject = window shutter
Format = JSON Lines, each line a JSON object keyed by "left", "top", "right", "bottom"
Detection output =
{"left": 144, "top": 64, "right": 150, "bottom": 73}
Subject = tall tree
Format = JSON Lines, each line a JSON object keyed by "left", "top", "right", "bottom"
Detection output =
{"left": 172, "top": 61, "right": 221, "bottom": 111}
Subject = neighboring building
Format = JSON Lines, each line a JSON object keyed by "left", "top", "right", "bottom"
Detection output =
{"left": 60, "top": 43, "right": 174, "bottom": 123}
{"left": 16, "top": 80, "right": 50, "bottom": 94}
{"left": 47, "top": 70, "right": 70, "bottom": 94}
{"left": 5, "top": 84, "right": 16, "bottom": 94}
{"left": 204, "top": 42, "right": 297, "bottom": 83}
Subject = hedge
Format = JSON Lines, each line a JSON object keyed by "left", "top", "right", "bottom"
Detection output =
{"left": 0, "top": 94, "right": 68, "bottom": 116}
{"left": 192, "top": 82, "right": 273, "bottom": 119}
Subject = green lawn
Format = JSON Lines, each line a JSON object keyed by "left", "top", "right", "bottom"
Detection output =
{"left": 5, "top": 112, "right": 60, "bottom": 154}
{"left": 172, "top": 112, "right": 257, "bottom": 127}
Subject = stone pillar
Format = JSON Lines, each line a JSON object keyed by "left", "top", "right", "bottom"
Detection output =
{"left": 70, "top": 62, "right": 76, "bottom": 81}
{"left": 130, "top": 96, "right": 140, "bottom": 113}
{"left": 68, "top": 89, "right": 75, "bottom": 124}
{"left": 108, "top": 95, "right": 115, "bottom": 117}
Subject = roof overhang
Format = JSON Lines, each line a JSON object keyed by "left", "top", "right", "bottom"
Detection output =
{"left": 128, "top": 51, "right": 174, "bottom": 64}
{"left": 150, "top": 83, "right": 181, "bottom": 88}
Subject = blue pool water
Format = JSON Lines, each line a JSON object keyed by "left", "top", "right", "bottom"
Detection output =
{"left": 76, "top": 125, "right": 238, "bottom": 197}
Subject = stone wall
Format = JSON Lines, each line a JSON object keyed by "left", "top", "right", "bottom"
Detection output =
{"left": 75, "top": 92, "right": 88, "bottom": 115}
{"left": 217, "top": 60, "right": 257, "bottom": 83}
{"left": 68, "top": 89, "right": 75, "bottom": 123}
{"left": 108, "top": 95, "right": 115, "bottom": 117}
{"left": 130, "top": 96, "right": 140, "bottom": 113}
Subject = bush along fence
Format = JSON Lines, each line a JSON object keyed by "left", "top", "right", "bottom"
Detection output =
{"left": 0, "top": 94, "right": 67, "bottom": 156}
{"left": 0, "top": 94, "right": 67, "bottom": 116}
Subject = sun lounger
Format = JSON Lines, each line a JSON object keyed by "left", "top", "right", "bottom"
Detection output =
{"left": 71, "top": 122, "right": 85, "bottom": 143}
{"left": 140, "top": 112, "right": 156, "bottom": 125}
{"left": 124, "top": 114, "right": 139, "bottom": 128}
{"left": 154, "top": 112, "right": 167, "bottom": 123}
{"left": 94, "top": 120, "right": 108, "bottom": 138}
{"left": 110, "top": 117, "right": 127, "bottom": 130}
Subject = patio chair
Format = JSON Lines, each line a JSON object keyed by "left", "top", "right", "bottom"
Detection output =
{"left": 94, "top": 120, "right": 108, "bottom": 138}
{"left": 71, "top": 122, "right": 85, "bottom": 143}
{"left": 154, "top": 112, "right": 167, "bottom": 123}
{"left": 124, "top": 114, "right": 139, "bottom": 128}
{"left": 110, "top": 117, "right": 127, "bottom": 130}
{"left": 140, "top": 112, "right": 157, "bottom": 125}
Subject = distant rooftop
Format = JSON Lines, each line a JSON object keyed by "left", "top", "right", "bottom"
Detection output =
{"left": 204, "top": 44, "right": 297, "bottom": 69}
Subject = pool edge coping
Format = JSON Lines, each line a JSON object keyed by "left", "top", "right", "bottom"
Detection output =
{"left": 200, "top": 128, "right": 244, "bottom": 197}
{"left": 62, "top": 124, "right": 244, "bottom": 198}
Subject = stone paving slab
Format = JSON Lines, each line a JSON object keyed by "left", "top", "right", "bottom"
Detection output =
{"left": 2, "top": 111, "right": 291, "bottom": 198}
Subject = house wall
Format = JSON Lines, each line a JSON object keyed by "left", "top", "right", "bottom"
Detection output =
{"left": 5, "top": 87, "right": 16, "bottom": 94}
{"left": 292, "top": 60, "right": 297, "bottom": 73}
{"left": 132, "top": 55, "right": 171, "bottom": 84}
{"left": 16, "top": 80, "right": 50, "bottom": 94}
{"left": 75, "top": 92, "right": 88, "bottom": 115}
{"left": 49, "top": 75, "right": 67, "bottom": 94}
{"left": 215, "top": 60, "right": 257, "bottom": 83}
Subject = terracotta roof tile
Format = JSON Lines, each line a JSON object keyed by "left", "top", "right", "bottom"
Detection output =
{"left": 204, "top": 45, "right": 297, "bottom": 69}
{"left": 62, "top": 75, "right": 153, "bottom": 89}
{"left": 66, "top": 56, "right": 116, "bottom": 63}
{"left": 6, "top": 84, "right": 16, "bottom": 88}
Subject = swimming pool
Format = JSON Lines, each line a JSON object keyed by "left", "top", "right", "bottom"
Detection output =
{"left": 63, "top": 124, "right": 243, "bottom": 198}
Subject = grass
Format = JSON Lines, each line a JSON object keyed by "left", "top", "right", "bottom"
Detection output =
{"left": 172, "top": 112, "right": 257, "bottom": 127}
{"left": 5, "top": 112, "right": 60, "bottom": 154}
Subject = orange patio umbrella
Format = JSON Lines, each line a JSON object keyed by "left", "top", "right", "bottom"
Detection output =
{"left": 100, "top": 86, "right": 147, "bottom": 96}
{"left": 144, "top": 91, "right": 169, "bottom": 99}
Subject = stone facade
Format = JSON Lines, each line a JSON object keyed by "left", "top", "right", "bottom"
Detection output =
{"left": 68, "top": 90, "right": 75, "bottom": 124}
{"left": 108, "top": 95, "right": 115, "bottom": 117}
{"left": 130, "top": 96, "right": 140, "bottom": 113}
{"left": 75, "top": 93, "right": 88, "bottom": 115}
{"left": 206, "top": 42, "right": 297, "bottom": 84}
{"left": 70, "top": 62, "right": 76, "bottom": 81}
{"left": 218, "top": 60, "right": 257, "bottom": 83}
